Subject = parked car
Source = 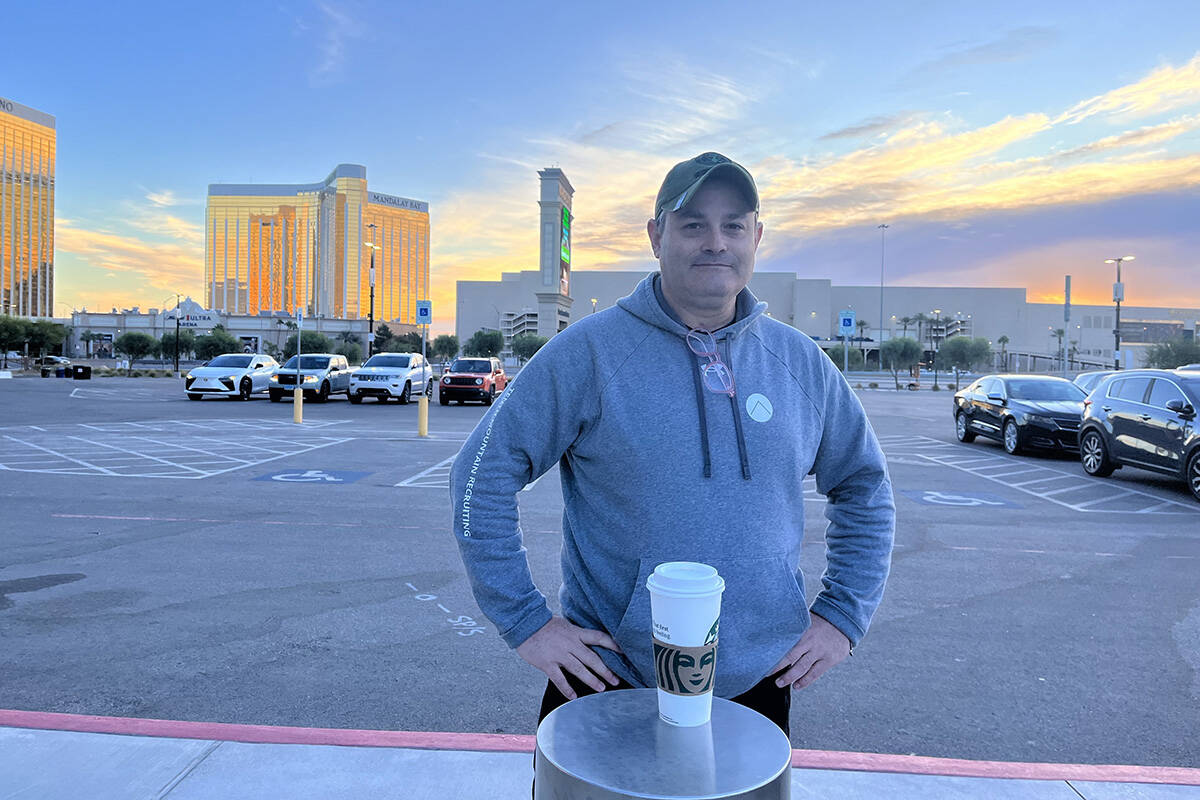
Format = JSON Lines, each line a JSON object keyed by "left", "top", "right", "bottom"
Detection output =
{"left": 1078, "top": 369, "right": 1200, "bottom": 502}
{"left": 953, "top": 374, "right": 1087, "bottom": 454}
{"left": 185, "top": 353, "right": 278, "bottom": 400}
{"left": 1074, "top": 370, "right": 1115, "bottom": 394}
{"left": 35, "top": 355, "right": 72, "bottom": 368}
{"left": 348, "top": 352, "right": 433, "bottom": 404}
{"left": 439, "top": 357, "right": 508, "bottom": 405}
{"left": 269, "top": 354, "right": 352, "bottom": 402}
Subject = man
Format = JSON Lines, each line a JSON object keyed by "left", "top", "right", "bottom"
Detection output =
{"left": 450, "top": 152, "right": 894, "bottom": 735}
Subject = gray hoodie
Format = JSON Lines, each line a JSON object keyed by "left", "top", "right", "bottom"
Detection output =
{"left": 451, "top": 274, "right": 894, "bottom": 697}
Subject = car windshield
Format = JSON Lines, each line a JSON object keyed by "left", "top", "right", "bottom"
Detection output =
{"left": 207, "top": 355, "right": 253, "bottom": 368}
{"left": 451, "top": 359, "right": 491, "bottom": 373}
{"left": 364, "top": 355, "right": 410, "bottom": 368}
{"left": 1177, "top": 376, "right": 1200, "bottom": 398}
{"left": 282, "top": 356, "right": 330, "bottom": 370}
{"left": 1007, "top": 380, "right": 1086, "bottom": 401}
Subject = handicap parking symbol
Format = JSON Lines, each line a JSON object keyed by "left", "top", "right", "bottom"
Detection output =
{"left": 254, "top": 469, "right": 371, "bottom": 484}
{"left": 899, "top": 489, "right": 1021, "bottom": 508}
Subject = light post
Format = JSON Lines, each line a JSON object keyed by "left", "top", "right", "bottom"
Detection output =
{"left": 365, "top": 223, "right": 379, "bottom": 358}
{"left": 878, "top": 223, "right": 888, "bottom": 352}
{"left": 931, "top": 308, "right": 942, "bottom": 389}
{"left": 590, "top": 298, "right": 598, "bottom": 314}
{"left": 1104, "top": 255, "right": 1134, "bottom": 370}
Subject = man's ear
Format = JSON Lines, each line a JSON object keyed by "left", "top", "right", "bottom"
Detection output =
{"left": 647, "top": 218, "right": 662, "bottom": 259}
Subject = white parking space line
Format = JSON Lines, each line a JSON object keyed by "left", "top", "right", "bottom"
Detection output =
{"left": 396, "top": 456, "right": 456, "bottom": 488}
{"left": 68, "top": 436, "right": 210, "bottom": 475}
{"left": 0, "top": 420, "right": 353, "bottom": 479}
{"left": 883, "top": 435, "right": 1199, "bottom": 514}
{"left": 2, "top": 434, "right": 118, "bottom": 475}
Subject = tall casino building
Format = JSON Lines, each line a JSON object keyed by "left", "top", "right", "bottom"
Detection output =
{"left": 205, "top": 164, "right": 429, "bottom": 322}
{"left": 0, "top": 96, "right": 56, "bottom": 318}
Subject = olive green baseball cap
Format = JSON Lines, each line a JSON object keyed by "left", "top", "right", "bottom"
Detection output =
{"left": 654, "top": 152, "right": 759, "bottom": 219}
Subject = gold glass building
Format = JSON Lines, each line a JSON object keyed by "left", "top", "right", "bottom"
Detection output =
{"left": 1, "top": 97, "right": 55, "bottom": 318}
{"left": 205, "top": 164, "right": 429, "bottom": 322}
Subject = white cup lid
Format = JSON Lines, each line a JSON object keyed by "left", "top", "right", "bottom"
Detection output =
{"left": 646, "top": 562, "right": 725, "bottom": 598}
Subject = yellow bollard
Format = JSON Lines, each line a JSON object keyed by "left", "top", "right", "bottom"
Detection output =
{"left": 293, "top": 387, "right": 303, "bottom": 424}
{"left": 418, "top": 394, "right": 429, "bottom": 437}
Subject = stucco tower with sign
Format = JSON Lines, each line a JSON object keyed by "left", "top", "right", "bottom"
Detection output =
{"left": 535, "top": 168, "right": 574, "bottom": 337}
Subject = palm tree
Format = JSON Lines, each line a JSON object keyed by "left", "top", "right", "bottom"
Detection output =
{"left": 912, "top": 312, "right": 929, "bottom": 346}
{"left": 899, "top": 316, "right": 914, "bottom": 337}
{"left": 997, "top": 335, "right": 1009, "bottom": 372}
{"left": 856, "top": 319, "right": 871, "bottom": 365}
{"left": 1051, "top": 328, "right": 1065, "bottom": 371}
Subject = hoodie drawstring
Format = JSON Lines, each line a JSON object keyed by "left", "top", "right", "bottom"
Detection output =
{"left": 690, "top": 351, "right": 714, "bottom": 478}
{"left": 724, "top": 339, "right": 752, "bottom": 480}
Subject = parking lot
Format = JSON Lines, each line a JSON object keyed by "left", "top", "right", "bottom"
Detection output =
{"left": 1, "top": 376, "right": 1197, "bottom": 768}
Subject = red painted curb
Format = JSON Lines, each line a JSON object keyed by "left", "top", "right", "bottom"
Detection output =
{"left": 789, "top": 748, "right": 1200, "bottom": 785}
{"left": 2, "top": 709, "right": 1198, "bottom": 786}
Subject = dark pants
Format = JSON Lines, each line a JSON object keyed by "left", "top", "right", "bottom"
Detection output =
{"left": 537, "top": 670, "right": 792, "bottom": 737}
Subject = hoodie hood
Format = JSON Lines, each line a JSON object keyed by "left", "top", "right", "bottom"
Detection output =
{"left": 617, "top": 273, "right": 767, "bottom": 340}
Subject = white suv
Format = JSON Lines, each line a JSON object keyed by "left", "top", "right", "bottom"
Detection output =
{"left": 349, "top": 352, "right": 434, "bottom": 404}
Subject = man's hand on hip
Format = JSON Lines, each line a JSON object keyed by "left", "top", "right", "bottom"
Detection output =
{"left": 516, "top": 616, "right": 623, "bottom": 700}
{"left": 768, "top": 611, "right": 851, "bottom": 690}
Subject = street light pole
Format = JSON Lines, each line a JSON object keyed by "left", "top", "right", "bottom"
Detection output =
{"left": 174, "top": 293, "right": 181, "bottom": 375}
{"left": 590, "top": 298, "right": 598, "bottom": 314}
{"left": 1104, "top": 255, "right": 1134, "bottom": 370}
{"left": 365, "top": 223, "right": 378, "bottom": 359}
{"left": 878, "top": 224, "right": 888, "bottom": 363}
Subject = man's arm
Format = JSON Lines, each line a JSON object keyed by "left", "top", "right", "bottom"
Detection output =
{"left": 449, "top": 332, "right": 621, "bottom": 698}
{"left": 773, "top": 355, "right": 895, "bottom": 689}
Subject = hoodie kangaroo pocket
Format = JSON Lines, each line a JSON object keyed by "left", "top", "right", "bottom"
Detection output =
{"left": 612, "top": 556, "right": 808, "bottom": 696}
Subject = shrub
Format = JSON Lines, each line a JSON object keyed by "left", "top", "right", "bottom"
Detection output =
{"left": 868, "top": 382, "right": 879, "bottom": 389}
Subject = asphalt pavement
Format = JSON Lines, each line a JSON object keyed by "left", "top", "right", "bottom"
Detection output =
{"left": 1, "top": 375, "right": 1197, "bottom": 769}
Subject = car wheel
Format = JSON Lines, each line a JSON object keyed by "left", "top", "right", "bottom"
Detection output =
{"left": 1002, "top": 419, "right": 1022, "bottom": 455}
{"left": 348, "top": 393, "right": 362, "bottom": 404}
{"left": 238, "top": 379, "right": 252, "bottom": 401}
{"left": 426, "top": 379, "right": 434, "bottom": 398}
{"left": 1080, "top": 430, "right": 1115, "bottom": 477}
{"left": 1185, "top": 449, "right": 1200, "bottom": 502}
{"left": 483, "top": 386, "right": 495, "bottom": 406}
{"left": 955, "top": 411, "right": 976, "bottom": 443}
{"left": 315, "top": 381, "right": 330, "bottom": 403}
{"left": 399, "top": 381, "right": 411, "bottom": 404}
{"left": 269, "top": 390, "right": 282, "bottom": 403}
{"left": 187, "top": 393, "right": 202, "bottom": 401}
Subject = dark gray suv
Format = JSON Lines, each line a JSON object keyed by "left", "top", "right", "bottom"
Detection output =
{"left": 1078, "top": 369, "right": 1200, "bottom": 502}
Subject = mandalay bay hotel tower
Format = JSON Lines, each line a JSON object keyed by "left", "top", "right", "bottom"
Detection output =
{"left": 205, "top": 164, "right": 429, "bottom": 322}
{"left": 1, "top": 97, "right": 55, "bottom": 318}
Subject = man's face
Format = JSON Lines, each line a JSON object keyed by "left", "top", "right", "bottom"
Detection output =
{"left": 648, "top": 179, "right": 762, "bottom": 312}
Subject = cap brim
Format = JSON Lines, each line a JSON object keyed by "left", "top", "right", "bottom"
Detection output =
{"left": 670, "top": 162, "right": 758, "bottom": 215}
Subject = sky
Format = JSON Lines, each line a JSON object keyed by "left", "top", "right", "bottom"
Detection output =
{"left": 6, "top": 1, "right": 1200, "bottom": 334}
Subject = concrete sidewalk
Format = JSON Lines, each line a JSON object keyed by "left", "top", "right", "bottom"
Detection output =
{"left": 2, "top": 712, "right": 1198, "bottom": 799}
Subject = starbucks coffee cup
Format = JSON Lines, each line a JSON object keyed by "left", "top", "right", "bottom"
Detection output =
{"left": 646, "top": 562, "right": 725, "bottom": 726}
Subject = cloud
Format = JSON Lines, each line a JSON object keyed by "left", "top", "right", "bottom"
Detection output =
{"left": 310, "top": 2, "right": 365, "bottom": 87}
{"left": 1059, "top": 53, "right": 1200, "bottom": 124}
{"left": 818, "top": 113, "right": 917, "bottom": 141}
{"left": 1052, "top": 115, "right": 1200, "bottom": 160}
{"left": 145, "top": 190, "right": 180, "bottom": 207}
{"left": 55, "top": 219, "right": 204, "bottom": 303}
{"left": 899, "top": 27, "right": 1060, "bottom": 86}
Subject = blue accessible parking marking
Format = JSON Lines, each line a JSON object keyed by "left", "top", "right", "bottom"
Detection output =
{"left": 899, "top": 489, "right": 1021, "bottom": 508}
{"left": 254, "top": 469, "right": 372, "bottom": 484}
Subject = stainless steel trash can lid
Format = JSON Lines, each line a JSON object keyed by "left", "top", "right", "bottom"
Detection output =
{"left": 536, "top": 688, "right": 791, "bottom": 798}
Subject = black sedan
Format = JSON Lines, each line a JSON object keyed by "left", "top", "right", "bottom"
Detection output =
{"left": 1079, "top": 369, "right": 1200, "bottom": 502}
{"left": 953, "top": 375, "right": 1086, "bottom": 454}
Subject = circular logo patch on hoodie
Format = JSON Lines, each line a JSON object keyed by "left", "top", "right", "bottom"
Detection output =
{"left": 746, "top": 393, "right": 773, "bottom": 423}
